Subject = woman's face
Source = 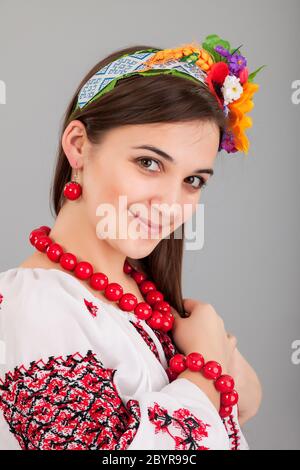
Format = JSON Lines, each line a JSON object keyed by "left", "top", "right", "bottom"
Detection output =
{"left": 66, "top": 119, "right": 219, "bottom": 259}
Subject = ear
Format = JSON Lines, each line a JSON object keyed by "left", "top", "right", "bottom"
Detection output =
{"left": 61, "top": 119, "right": 88, "bottom": 170}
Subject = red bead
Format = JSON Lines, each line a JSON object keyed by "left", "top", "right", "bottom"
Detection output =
{"left": 63, "top": 181, "right": 82, "bottom": 200}
{"left": 38, "top": 225, "right": 51, "bottom": 235}
{"left": 160, "top": 315, "right": 174, "bottom": 332}
{"left": 29, "top": 229, "right": 46, "bottom": 247}
{"left": 35, "top": 236, "right": 52, "bottom": 252}
{"left": 153, "top": 300, "right": 171, "bottom": 315}
{"left": 166, "top": 367, "right": 178, "bottom": 382}
{"left": 139, "top": 280, "right": 156, "bottom": 295}
{"left": 89, "top": 272, "right": 108, "bottom": 291}
{"left": 60, "top": 252, "right": 77, "bottom": 271}
{"left": 46, "top": 243, "right": 64, "bottom": 262}
{"left": 123, "top": 260, "right": 134, "bottom": 274}
{"left": 221, "top": 390, "right": 239, "bottom": 407}
{"left": 215, "top": 375, "right": 235, "bottom": 394}
{"left": 169, "top": 354, "right": 186, "bottom": 374}
{"left": 104, "top": 283, "right": 123, "bottom": 301}
{"left": 147, "top": 310, "right": 164, "bottom": 330}
{"left": 119, "top": 293, "right": 138, "bottom": 312}
{"left": 163, "top": 311, "right": 175, "bottom": 322}
{"left": 145, "top": 290, "right": 164, "bottom": 306}
{"left": 202, "top": 361, "right": 222, "bottom": 380}
{"left": 131, "top": 271, "right": 147, "bottom": 284}
{"left": 134, "top": 302, "right": 152, "bottom": 320}
{"left": 186, "top": 352, "right": 205, "bottom": 372}
{"left": 74, "top": 261, "right": 93, "bottom": 280}
{"left": 219, "top": 405, "right": 233, "bottom": 418}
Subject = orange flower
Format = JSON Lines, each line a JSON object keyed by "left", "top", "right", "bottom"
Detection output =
{"left": 143, "top": 43, "right": 214, "bottom": 73}
{"left": 227, "top": 81, "right": 259, "bottom": 154}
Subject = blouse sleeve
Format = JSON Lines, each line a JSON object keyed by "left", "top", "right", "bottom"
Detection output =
{"left": 0, "top": 270, "right": 249, "bottom": 451}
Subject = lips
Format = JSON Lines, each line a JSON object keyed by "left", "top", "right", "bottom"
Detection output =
{"left": 128, "top": 209, "right": 163, "bottom": 231}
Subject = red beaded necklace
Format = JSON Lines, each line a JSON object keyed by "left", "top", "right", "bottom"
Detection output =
{"left": 29, "top": 224, "right": 239, "bottom": 419}
{"left": 29, "top": 225, "right": 174, "bottom": 332}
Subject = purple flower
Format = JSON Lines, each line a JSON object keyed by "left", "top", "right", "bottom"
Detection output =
{"left": 229, "top": 53, "right": 247, "bottom": 75}
{"left": 214, "top": 44, "right": 247, "bottom": 77}
{"left": 214, "top": 45, "right": 231, "bottom": 59}
{"left": 219, "top": 130, "right": 238, "bottom": 153}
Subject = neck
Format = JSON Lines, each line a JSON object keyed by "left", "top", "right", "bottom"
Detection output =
{"left": 49, "top": 200, "right": 133, "bottom": 283}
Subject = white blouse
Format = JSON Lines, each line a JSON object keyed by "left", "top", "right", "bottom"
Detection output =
{"left": 0, "top": 267, "right": 249, "bottom": 450}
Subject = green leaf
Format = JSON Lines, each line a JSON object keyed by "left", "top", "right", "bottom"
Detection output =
{"left": 248, "top": 64, "right": 267, "bottom": 82}
{"left": 230, "top": 44, "right": 243, "bottom": 55}
{"left": 202, "top": 34, "right": 231, "bottom": 62}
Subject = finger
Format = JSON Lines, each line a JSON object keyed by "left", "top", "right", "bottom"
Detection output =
{"left": 170, "top": 306, "right": 181, "bottom": 320}
{"left": 182, "top": 298, "right": 202, "bottom": 313}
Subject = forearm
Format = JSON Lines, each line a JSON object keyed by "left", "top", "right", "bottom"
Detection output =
{"left": 230, "top": 349, "right": 263, "bottom": 424}
{"left": 238, "top": 410, "right": 250, "bottom": 427}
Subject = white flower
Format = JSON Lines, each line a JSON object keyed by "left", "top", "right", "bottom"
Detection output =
{"left": 221, "top": 75, "right": 243, "bottom": 105}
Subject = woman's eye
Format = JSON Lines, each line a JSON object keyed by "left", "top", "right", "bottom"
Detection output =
{"left": 185, "top": 175, "right": 207, "bottom": 190}
{"left": 136, "top": 158, "right": 207, "bottom": 191}
{"left": 137, "top": 157, "right": 161, "bottom": 172}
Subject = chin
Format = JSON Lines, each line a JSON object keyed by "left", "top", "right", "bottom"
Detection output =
{"left": 122, "top": 238, "right": 161, "bottom": 259}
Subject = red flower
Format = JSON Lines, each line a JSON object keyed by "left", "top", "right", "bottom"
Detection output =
{"left": 239, "top": 67, "right": 249, "bottom": 84}
{"left": 205, "top": 62, "right": 229, "bottom": 108}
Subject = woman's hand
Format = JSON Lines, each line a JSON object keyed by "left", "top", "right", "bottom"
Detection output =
{"left": 171, "top": 299, "right": 262, "bottom": 424}
{"left": 171, "top": 298, "right": 237, "bottom": 374}
{"left": 170, "top": 299, "right": 237, "bottom": 410}
{"left": 227, "top": 347, "right": 263, "bottom": 426}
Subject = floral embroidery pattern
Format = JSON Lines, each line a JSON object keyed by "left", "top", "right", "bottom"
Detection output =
{"left": 153, "top": 331, "right": 241, "bottom": 449}
{"left": 222, "top": 413, "right": 241, "bottom": 450}
{"left": 154, "top": 329, "right": 180, "bottom": 363}
{"left": 83, "top": 298, "right": 98, "bottom": 317}
{"left": 0, "top": 293, "right": 3, "bottom": 309}
{"left": 129, "top": 320, "right": 160, "bottom": 361}
{"left": 148, "top": 402, "right": 210, "bottom": 450}
{"left": 0, "top": 350, "right": 140, "bottom": 450}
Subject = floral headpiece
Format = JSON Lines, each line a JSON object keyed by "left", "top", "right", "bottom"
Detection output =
{"left": 72, "top": 34, "right": 265, "bottom": 155}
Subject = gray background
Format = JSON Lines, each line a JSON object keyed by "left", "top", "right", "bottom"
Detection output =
{"left": 0, "top": 0, "right": 299, "bottom": 450}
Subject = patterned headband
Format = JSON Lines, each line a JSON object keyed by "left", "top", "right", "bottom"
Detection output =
{"left": 71, "top": 34, "right": 265, "bottom": 155}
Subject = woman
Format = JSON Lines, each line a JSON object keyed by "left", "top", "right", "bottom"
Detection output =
{"left": 0, "top": 37, "right": 262, "bottom": 450}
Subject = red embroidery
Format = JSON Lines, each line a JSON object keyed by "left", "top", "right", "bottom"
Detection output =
{"left": 154, "top": 331, "right": 239, "bottom": 449}
{"left": 148, "top": 402, "right": 210, "bottom": 450}
{"left": 129, "top": 320, "right": 160, "bottom": 361}
{"left": 154, "top": 329, "right": 180, "bottom": 363}
{"left": 83, "top": 298, "right": 98, "bottom": 317}
{"left": 222, "top": 413, "right": 241, "bottom": 450}
{"left": 0, "top": 293, "right": 3, "bottom": 309}
{"left": 0, "top": 350, "right": 140, "bottom": 450}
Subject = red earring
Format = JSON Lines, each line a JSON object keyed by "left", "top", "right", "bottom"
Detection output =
{"left": 63, "top": 166, "right": 82, "bottom": 201}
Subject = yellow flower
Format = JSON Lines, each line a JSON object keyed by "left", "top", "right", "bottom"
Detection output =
{"left": 228, "top": 82, "right": 259, "bottom": 154}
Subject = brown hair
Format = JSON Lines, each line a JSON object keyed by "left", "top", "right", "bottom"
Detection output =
{"left": 50, "top": 44, "right": 228, "bottom": 318}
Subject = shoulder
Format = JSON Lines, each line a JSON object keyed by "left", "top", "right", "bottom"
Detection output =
{"left": 0, "top": 267, "right": 83, "bottom": 323}
{"left": 0, "top": 267, "right": 99, "bottom": 375}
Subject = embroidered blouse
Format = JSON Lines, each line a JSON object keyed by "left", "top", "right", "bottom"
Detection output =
{"left": 0, "top": 267, "right": 249, "bottom": 450}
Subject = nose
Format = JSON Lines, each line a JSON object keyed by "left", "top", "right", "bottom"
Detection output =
{"left": 149, "top": 187, "right": 184, "bottom": 226}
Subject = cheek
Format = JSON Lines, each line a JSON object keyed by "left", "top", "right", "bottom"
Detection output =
{"left": 83, "top": 162, "right": 152, "bottom": 224}
{"left": 84, "top": 163, "right": 122, "bottom": 206}
{"left": 115, "top": 172, "right": 159, "bottom": 213}
{"left": 172, "top": 198, "right": 198, "bottom": 230}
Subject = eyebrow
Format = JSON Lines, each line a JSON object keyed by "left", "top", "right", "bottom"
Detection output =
{"left": 132, "top": 145, "right": 214, "bottom": 176}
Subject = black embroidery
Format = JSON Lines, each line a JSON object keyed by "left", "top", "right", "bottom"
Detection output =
{"left": 0, "top": 350, "right": 140, "bottom": 450}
